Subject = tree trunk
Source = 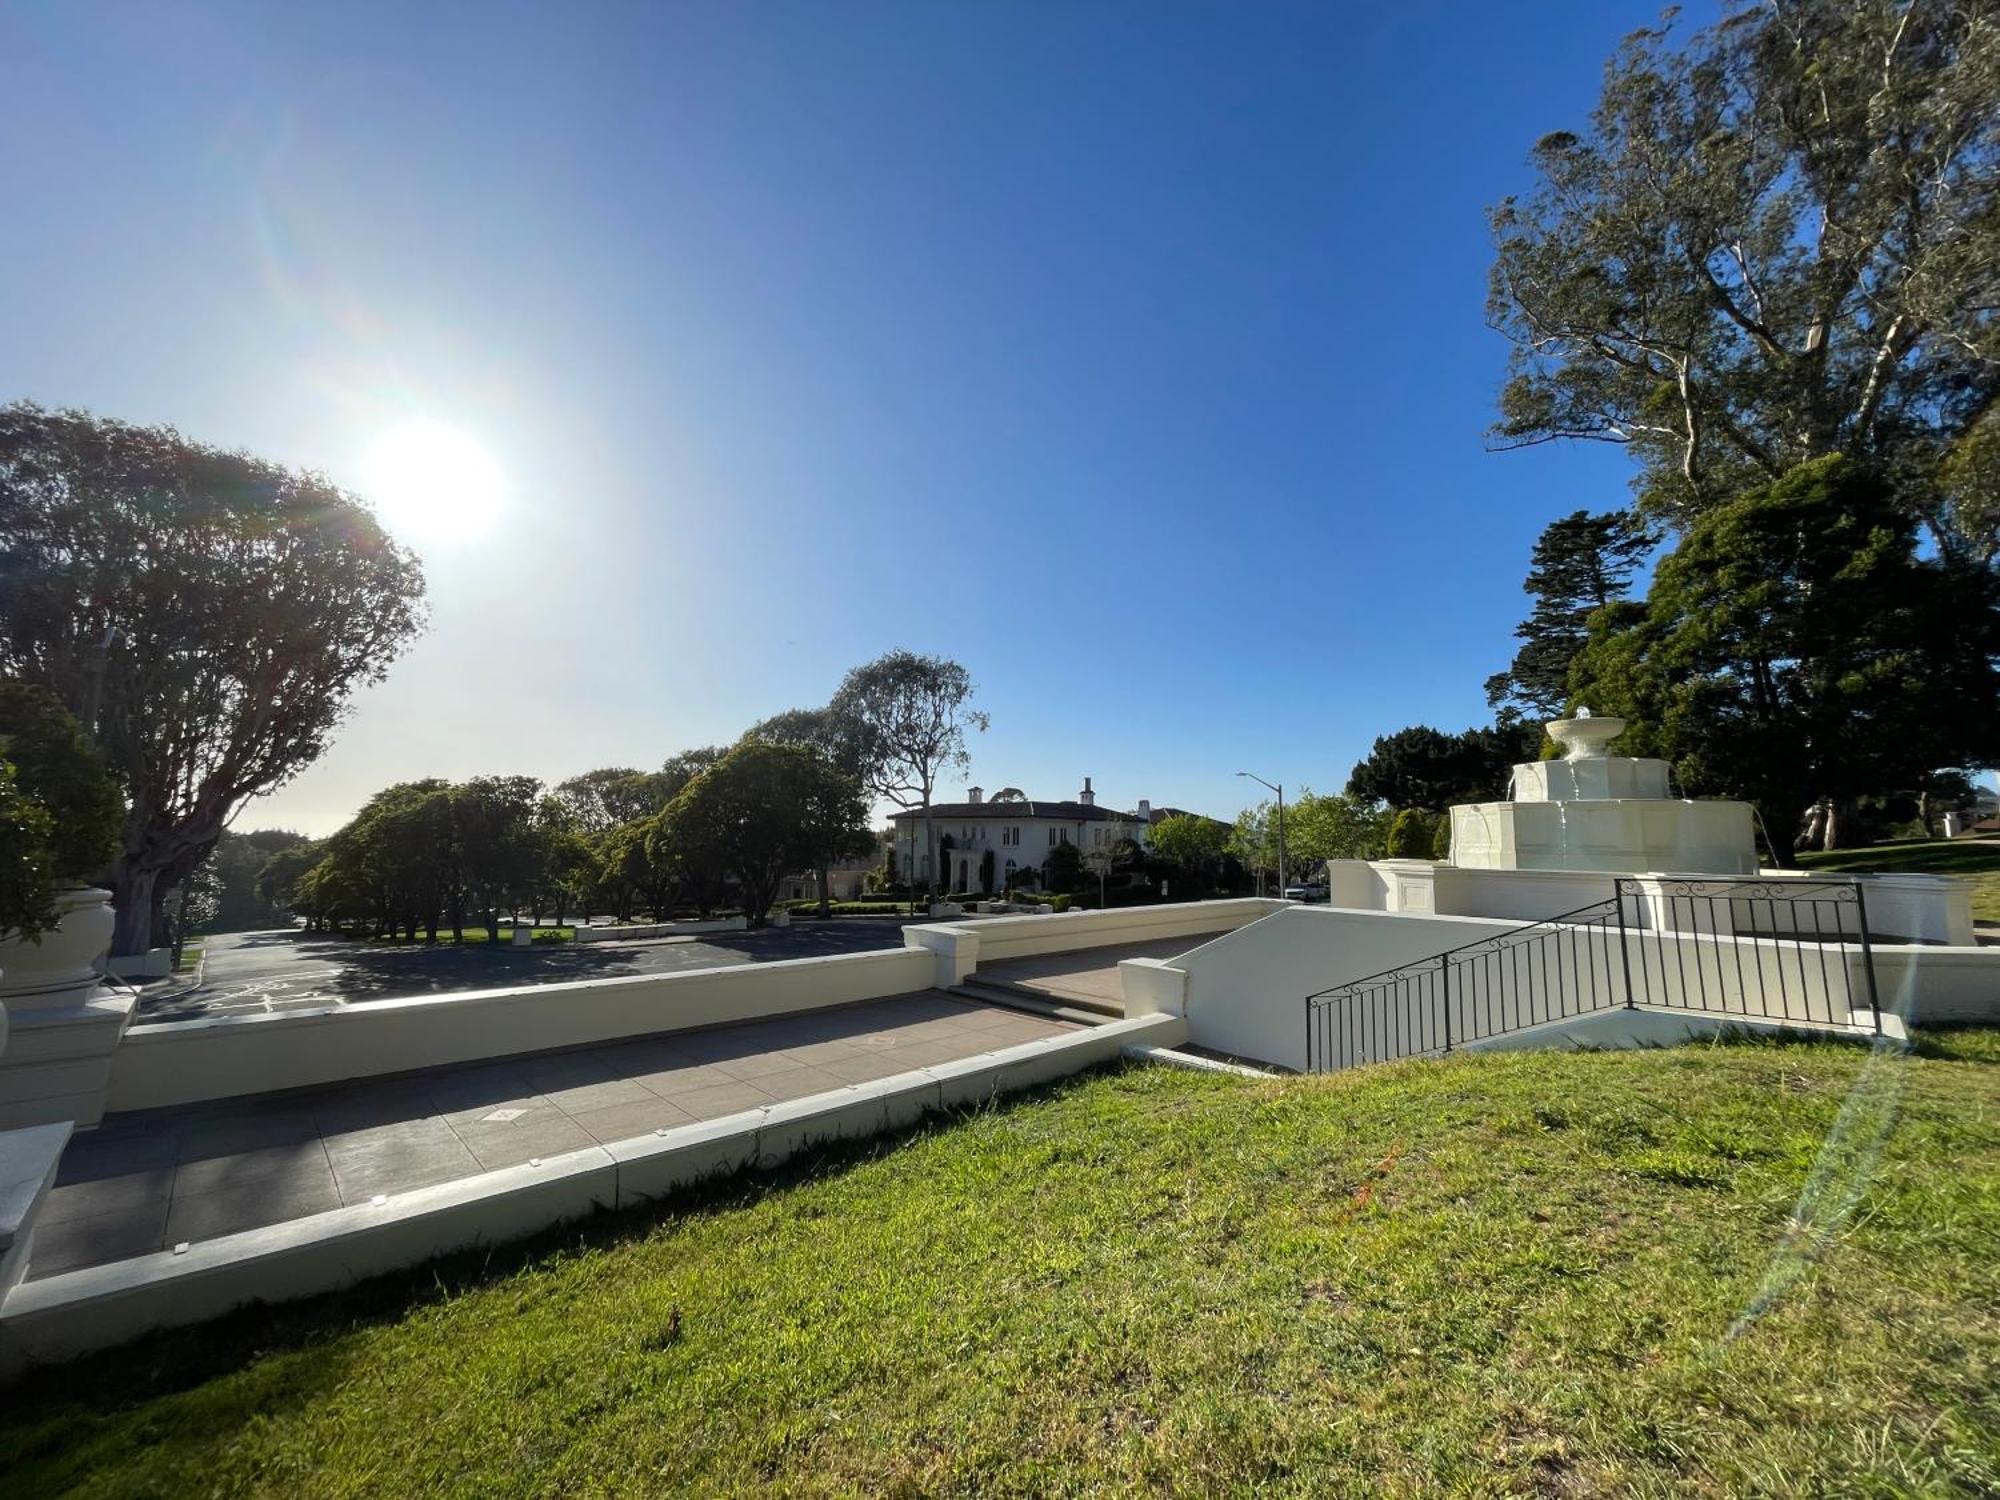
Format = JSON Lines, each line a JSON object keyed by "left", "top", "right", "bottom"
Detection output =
{"left": 148, "top": 879, "right": 172, "bottom": 955}
{"left": 111, "top": 863, "right": 159, "bottom": 957}
{"left": 817, "top": 860, "right": 831, "bottom": 919}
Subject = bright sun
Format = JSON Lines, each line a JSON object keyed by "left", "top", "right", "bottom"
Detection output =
{"left": 360, "top": 420, "right": 505, "bottom": 543}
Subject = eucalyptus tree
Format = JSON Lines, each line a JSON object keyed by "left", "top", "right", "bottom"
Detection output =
{"left": 1488, "top": 1, "right": 2000, "bottom": 558}
{"left": 0, "top": 402, "right": 426, "bottom": 953}
{"left": 829, "top": 651, "right": 987, "bottom": 896}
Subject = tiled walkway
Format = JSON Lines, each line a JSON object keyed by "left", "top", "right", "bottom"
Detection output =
{"left": 32, "top": 992, "right": 1071, "bottom": 1280}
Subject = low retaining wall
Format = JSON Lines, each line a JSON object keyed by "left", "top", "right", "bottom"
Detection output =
{"left": 572, "top": 916, "right": 748, "bottom": 943}
{"left": 3, "top": 1014, "right": 1187, "bottom": 1375}
{"left": 106, "top": 947, "right": 934, "bottom": 1113}
{"left": 904, "top": 898, "right": 1285, "bottom": 989}
{"left": 1873, "top": 946, "right": 2000, "bottom": 1024}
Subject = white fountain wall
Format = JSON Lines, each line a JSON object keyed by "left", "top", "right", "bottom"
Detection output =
{"left": 1450, "top": 798, "right": 1758, "bottom": 876}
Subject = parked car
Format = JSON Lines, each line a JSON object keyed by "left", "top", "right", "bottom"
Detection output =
{"left": 1282, "top": 884, "right": 1328, "bottom": 903}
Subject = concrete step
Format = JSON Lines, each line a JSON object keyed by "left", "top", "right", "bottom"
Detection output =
{"left": 947, "top": 979, "right": 1117, "bottom": 1027}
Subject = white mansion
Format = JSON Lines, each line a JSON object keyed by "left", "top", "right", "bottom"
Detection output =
{"left": 890, "top": 778, "right": 1206, "bottom": 893}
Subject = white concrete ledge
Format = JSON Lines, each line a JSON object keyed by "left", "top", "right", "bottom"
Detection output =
{"left": 1870, "top": 945, "right": 2000, "bottom": 1024}
{"left": 573, "top": 916, "right": 748, "bottom": 943}
{"left": 1121, "top": 1044, "right": 1273, "bottom": 1078}
{"left": 904, "top": 898, "right": 1284, "bottom": 989}
{"left": 107, "top": 948, "right": 936, "bottom": 1112}
{"left": 1, "top": 1014, "right": 1185, "bottom": 1375}
{"left": 1462, "top": 1003, "right": 1910, "bottom": 1053}
{"left": 0, "top": 1123, "right": 71, "bottom": 1301}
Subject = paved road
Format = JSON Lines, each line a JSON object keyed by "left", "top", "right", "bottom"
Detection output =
{"left": 140, "top": 919, "right": 922, "bottom": 1024}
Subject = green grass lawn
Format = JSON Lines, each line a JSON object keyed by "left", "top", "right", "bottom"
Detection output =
{"left": 7, "top": 1034, "right": 1998, "bottom": 1496}
{"left": 1799, "top": 837, "right": 2000, "bottom": 923}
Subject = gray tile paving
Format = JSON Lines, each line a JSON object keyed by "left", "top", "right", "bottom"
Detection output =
{"left": 29, "top": 990, "right": 1074, "bottom": 1281}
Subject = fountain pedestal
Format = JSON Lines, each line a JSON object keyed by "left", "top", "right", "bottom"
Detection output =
{"left": 1448, "top": 715, "right": 1757, "bottom": 876}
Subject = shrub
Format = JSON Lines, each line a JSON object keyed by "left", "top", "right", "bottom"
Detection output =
{"left": 1386, "top": 808, "right": 1440, "bottom": 859}
{"left": 1431, "top": 812, "right": 1453, "bottom": 860}
{"left": 0, "top": 682, "right": 123, "bottom": 883}
{"left": 0, "top": 761, "right": 57, "bottom": 938}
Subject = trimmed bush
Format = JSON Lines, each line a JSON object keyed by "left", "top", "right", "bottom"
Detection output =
{"left": 0, "top": 761, "right": 56, "bottom": 937}
{"left": 1386, "top": 808, "right": 1441, "bottom": 860}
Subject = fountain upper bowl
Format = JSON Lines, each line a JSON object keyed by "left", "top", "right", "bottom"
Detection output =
{"left": 1546, "top": 716, "right": 1627, "bottom": 761}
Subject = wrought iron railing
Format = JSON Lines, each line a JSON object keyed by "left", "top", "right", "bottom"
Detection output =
{"left": 1611, "top": 876, "right": 1880, "bottom": 1033}
{"left": 1303, "top": 876, "right": 1882, "bottom": 1073}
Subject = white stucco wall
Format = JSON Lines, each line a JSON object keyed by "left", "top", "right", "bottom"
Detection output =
{"left": 1157, "top": 906, "right": 1531, "bottom": 1071}
{"left": 902, "top": 898, "right": 1285, "bottom": 988}
{"left": 1325, "top": 860, "right": 1973, "bottom": 946}
{"left": 107, "top": 947, "right": 935, "bottom": 1112}
{"left": 1130, "top": 902, "right": 1992, "bottom": 1072}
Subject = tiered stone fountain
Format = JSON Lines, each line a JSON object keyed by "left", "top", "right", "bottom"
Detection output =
{"left": 1448, "top": 711, "right": 1758, "bottom": 876}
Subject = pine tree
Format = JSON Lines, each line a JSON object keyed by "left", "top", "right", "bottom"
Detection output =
{"left": 1485, "top": 509, "right": 1653, "bottom": 720}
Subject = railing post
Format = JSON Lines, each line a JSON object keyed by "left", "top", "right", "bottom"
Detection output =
{"left": 1439, "top": 955, "right": 1452, "bottom": 1054}
{"left": 1853, "top": 880, "right": 1882, "bottom": 1037}
{"left": 1615, "top": 879, "right": 1636, "bottom": 1009}
{"left": 1304, "top": 997, "right": 1313, "bottom": 1073}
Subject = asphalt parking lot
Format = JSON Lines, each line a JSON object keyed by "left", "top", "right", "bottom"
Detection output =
{"left": 140, "top": 919, "right": 923, "bottom": 1024}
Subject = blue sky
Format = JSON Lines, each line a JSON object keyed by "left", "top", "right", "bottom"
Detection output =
{"left": 3, "top": 1, "right": 1668, "bottom": 835}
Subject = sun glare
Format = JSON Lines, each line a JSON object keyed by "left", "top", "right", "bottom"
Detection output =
{"left": 360, "top": 421, "right": 505, "bottom": 543}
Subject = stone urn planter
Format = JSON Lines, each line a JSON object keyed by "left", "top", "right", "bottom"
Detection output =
{"left": 0, "top": 885, "right": 116, "bottom": 1013}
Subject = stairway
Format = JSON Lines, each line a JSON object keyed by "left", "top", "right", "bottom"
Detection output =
{"left": 947, "top": 976, "right": 1119, "bottom": 1027}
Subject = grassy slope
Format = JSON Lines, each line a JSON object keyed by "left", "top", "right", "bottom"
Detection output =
{"left": 1799, "top": 837, "right": 2000, "bottom": 923}
{"left": 6, "top": 1034, "right": 1998, "bottom": 1497}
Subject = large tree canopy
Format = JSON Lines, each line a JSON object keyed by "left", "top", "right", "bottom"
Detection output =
{"left": 661, "top": 741, "right": 869, "bottom": 927}
{"left": 1488, "top": 1, "right": 2000, "bottom": 558}
{"left": 1570, "top": 456, "right": 2000, "bottom": 854}
{"left": 0, "top": 403, "right": 427, "bottom": 953}
{"left": 1346, "top": 724, "right": 1532, "bottom": 814}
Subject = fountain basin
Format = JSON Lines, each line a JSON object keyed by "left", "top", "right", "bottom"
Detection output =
{"left": 1450, "top": 798, "right": 1757, "bottom": 875}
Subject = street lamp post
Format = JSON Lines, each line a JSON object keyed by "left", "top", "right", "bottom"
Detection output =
{"left": 1236, "top": 771, "right": 1286, "bottom": 896}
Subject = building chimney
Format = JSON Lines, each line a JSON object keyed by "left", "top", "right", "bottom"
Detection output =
{"left": 1137, "top": 799, "right": 1151, "bottom": 823}
{"left": 1079, "top": 776, "right": 1095, "bottom": 807}
{"left": 967, "top": 786, "right": 984, "bottom": 804}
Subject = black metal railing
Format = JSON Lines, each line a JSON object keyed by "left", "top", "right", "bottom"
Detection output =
{"left": 1303, "top": 876, "right": 1883, "bottom": 1073}
{"left": 1610, "top": 876, "right": 1880, "bottom": 1034}
{"left": 1304, "top": 898, "right": 1623, "bottom": 1073}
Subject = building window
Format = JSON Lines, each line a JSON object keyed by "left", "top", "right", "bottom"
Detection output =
{"left": 1048, "top": 828, "right": 1058, "bottom": 847}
